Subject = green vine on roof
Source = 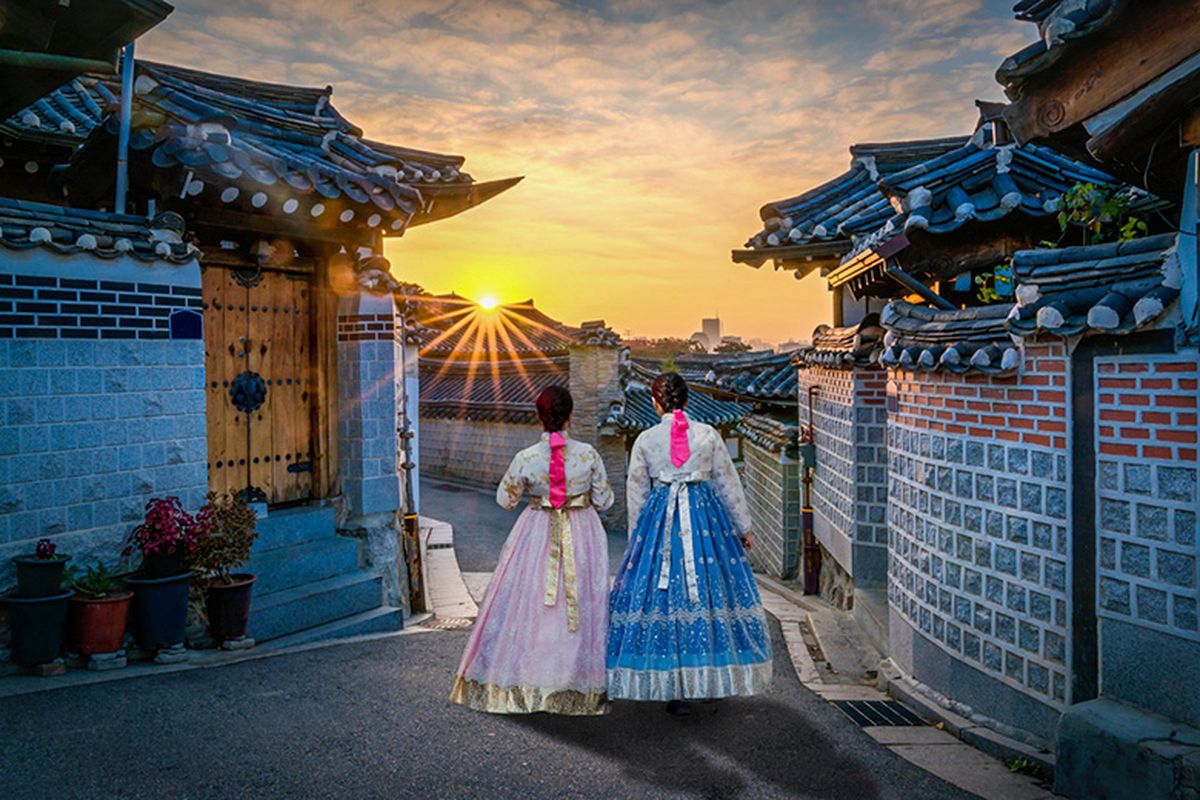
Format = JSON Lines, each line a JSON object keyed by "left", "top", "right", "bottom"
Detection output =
{"left": 1054, "top": 182, "right": 1147, "bottom": 246}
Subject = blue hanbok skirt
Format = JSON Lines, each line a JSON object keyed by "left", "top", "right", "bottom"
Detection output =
{"left": 606, "top": 480, "right": 773, "bottom": 700}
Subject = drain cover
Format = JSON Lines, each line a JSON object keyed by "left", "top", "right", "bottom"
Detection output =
{"left": 423, "top": 617, "right": 475, "bottom": 631}
{"left": 832, "top": 700, "right": 925, "bottom": 727}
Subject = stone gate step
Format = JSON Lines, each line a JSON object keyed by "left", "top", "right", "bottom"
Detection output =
{"left": 249, "top": 571, "right": 384, "bottom": 642}
{"left": 253, "top": 506, "right": 337, "bottom": 552}
{"left": 245, "top": 535, "right": 360, "bottom": 596}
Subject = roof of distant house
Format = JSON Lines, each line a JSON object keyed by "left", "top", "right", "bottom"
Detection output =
{"left": 793, "top": 314, "right": 885, "bottom": 370}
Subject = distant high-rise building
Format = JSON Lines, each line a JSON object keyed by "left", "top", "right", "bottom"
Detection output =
{"left": 701, "top": 317, "right": 722, "bottom": 351}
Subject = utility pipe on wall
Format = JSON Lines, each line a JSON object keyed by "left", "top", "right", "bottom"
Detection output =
{"left": 114, "top": 42, "right": 135, "bottom": 215}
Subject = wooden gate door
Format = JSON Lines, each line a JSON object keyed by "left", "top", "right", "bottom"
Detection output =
{"left": 204, "top": 266, "right": 315, "bottom": 505}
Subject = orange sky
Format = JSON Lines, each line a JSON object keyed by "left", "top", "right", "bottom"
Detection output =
{"left": 140, "top": 1, "right": 1031, "bottom": 344}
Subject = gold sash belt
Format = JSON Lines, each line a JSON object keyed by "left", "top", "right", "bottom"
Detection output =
{"left": 531, "top": 493, "right": 592, "bottom": 633}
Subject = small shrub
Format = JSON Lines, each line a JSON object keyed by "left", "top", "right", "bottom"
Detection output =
{"left": 67, "top": 561, "right": 120, "bottom": 599}
{"left": 188, "top": 492, "right": 259, "bottom": 585}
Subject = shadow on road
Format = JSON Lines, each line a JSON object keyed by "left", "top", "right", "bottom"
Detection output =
{"left": 510, "top": 695, "right": 882, "bottom": 800}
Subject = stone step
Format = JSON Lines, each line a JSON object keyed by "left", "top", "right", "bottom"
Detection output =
{"left": 245, "top": 536, "right": 361, "bottom": 596}
{"left": 263, "top": 607, "right": 405, "bottom": 649}
{"left": 248, "top": 571, "right": 384, "bottom": 642}
{"left": 253, "top": 506, "right": 337, "bottom": 552}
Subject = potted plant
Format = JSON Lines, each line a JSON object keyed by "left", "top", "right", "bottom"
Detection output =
{"left": 1, "top": 587, "right": 72, "bottom": 667}
{"left": 124, "top": 497, "right": 209, "bottom": 651}
{"left": 65, "top": 561, "right": 132, "bottom": 657}
{"left": 12, "top": 539, "right": 70, "bottom": 597}
{"left": 189, "top": 492, "right": 259, "bottom": 644}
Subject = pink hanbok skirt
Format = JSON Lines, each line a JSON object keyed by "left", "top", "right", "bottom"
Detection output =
{"left": 449, "top": 504, "right": 610, "bottom": 715}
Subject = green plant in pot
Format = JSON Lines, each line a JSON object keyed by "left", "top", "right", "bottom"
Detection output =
{"left": 188, "top": 492, "right": 259, "bottom": 644}
{"left": 12, "top": 539, "right": 70, "bottom": 597}
{"left": 123, "top": 497, "right": 208, "bottom": 652}
{"left": 65, "top": 562, "right": 132, "bottom": 658}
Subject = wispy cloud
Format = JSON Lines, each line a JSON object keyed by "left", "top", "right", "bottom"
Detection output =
{"left": 139, "top": 0, "right": 1026, "bottom": 342}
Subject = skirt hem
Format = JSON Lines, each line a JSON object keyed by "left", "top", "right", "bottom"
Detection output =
{"left": 607, "top": 660, "right": 773, "bottom": 701}
{"left": 449, "top": 676, "right": 611, "bottom": 716}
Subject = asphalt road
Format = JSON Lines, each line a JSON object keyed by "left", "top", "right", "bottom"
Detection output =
{"left": 421, "top": 478, "right": 628, "bottom": 574}
{"left": 2, "top": 480, "right": 978, "bottom": 799}
{"left": 1, "top": 618, "right": 975, "bottom": 800}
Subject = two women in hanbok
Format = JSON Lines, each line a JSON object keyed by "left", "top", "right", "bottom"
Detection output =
{"left": 450, "top": 376, "right": 772, "bottom": 717}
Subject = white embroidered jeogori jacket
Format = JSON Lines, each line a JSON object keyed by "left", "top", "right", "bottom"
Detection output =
{"left": 625, "top": 413, "right": 752, "bottom": 534}
{"left": 496, "top": 432, "right": 615, "bottom": 511}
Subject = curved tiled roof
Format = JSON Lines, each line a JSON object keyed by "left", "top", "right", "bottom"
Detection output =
{"left": 5, "top": 62, "right": 518, "bottom": 234}
{"left": 1007, "top": 233, "right": 1180, "bottom": 338}
{"left": 737, "top": 413, "right": 800, "bottom": 455}
{"left": 850, "top": 141, "right": 1117, "bottom": 256}
{"left": 604, "top": 360, "right": 750, "bottom": 432}
{"left": 414, "top": 296, "right": 617, "bottom": 360}
{"left": 706, "top": 350, "right": 800, "bottom": 402}
{"left": 880, "top": 301, "right": 1020, "bottom": 376}
{"left": 794, "top": 314, "right": 884, "bottom": 369}
{"left": 998, "top": 0, "right": 1122, "bottom": 98}
{"left": 419, "top": 357, "right": 568, "bottom": 424}
{"left": 740, "top": 137, "right": 969, "bottom": 255}
{"left": 0, "top": 198, "right": 194, "bottom": 264}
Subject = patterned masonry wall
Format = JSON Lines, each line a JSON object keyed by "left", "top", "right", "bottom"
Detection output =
{"left": 420, "top": 417, "right": 543, "bottom": 487}
{"left": 743, "top": 438, "right": 801, "bottom": 578}
{"left": 1095, "top": 357, "right": 1199, "bottom": 639}
{"left": 336, "top": 299, "right": 402, "bottom": 520}
{"left": 887, "top": 339, "right": 1071, "bottom": 720}
{"left": 0, "top": 256, "right": 206, "bottom": 589}
{"left": 569, "top": 346, "right": 626, "bottom": 530}
{"left": 798, "top": 366, "right": 888, "bottom": 585}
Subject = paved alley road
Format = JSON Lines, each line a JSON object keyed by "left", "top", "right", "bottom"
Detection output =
{"left": 1, "top": 618, "right": 977, "bottom": 800}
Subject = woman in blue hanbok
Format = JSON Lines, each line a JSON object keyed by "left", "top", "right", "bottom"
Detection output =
{"left": 607, "top": 373, "right": 772, "bottom": 715}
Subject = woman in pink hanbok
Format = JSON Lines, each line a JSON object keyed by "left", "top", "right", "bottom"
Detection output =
{"left": 450, "top": 386, "right": 615, "bottom": 715}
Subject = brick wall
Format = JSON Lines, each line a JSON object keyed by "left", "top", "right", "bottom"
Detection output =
{"left": 0, "top": 252, "right": 206, "bottom": 589}
{"left": 419, "top": 417, "right": 542, "bottom": 487}
{"left": 887, "top": 339, "right": 1071, "bottom": 722}
{"left": 743, "top": 438, "right": 801, "bottom": 577}
{"left": 798, "top": 366, "right": 888, "bottom": 587}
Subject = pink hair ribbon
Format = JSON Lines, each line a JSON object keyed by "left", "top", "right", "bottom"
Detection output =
{"left": 548, "top": 432, "right": 567, "bottom": 509}
{"left": 670, "top": 409, "right": 690, "bottom": 467}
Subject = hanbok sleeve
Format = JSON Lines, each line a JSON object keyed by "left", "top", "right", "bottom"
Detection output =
{"left": 710, "top": 428, "right": 753, "bottom": 535}
{"left": 625, "top": 436, "right": 651, "bottom": 534}
{"left": 589, "top": 448, "right": 615, "bottom": 511}
{"left": 496, "top": 452, "right": 526, "bottom": 510}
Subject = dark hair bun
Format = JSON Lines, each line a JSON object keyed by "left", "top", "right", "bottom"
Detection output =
{"left": 651, "top": 372, "right": 688, "bottom": 412}
{"left": 536, "top": 385, "right": 573, "bottom": 432}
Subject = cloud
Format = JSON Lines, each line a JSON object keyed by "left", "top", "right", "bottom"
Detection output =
{"left": 138, "top": 0, "right": 1027, "bottom": 342}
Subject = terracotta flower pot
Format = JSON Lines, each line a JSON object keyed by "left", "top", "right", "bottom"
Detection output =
{"left": 12, "top": 556, "right": 70, "bottom": 597}
{"left": 2, "top": 590, "right": 72, "bottom": 666}
{"left": 67, "top": 591, "right": 133, "bottom": 655}
{"left": 205, "top": 574, "right": 256, "bottom": 642}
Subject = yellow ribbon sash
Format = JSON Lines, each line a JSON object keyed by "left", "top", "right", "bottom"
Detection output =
{"left": 532, "top": 493, "right": 591, "bottom": 633}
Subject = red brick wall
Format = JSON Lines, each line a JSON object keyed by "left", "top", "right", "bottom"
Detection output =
{"left": 887, "top": 340, "right": 1069, "bottom": 451}
{"left": 1097, "top": 360, "right": 1198, "bottom": 463}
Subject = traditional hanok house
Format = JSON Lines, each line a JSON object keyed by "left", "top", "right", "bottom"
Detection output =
{"left": 993, "top": 2, "right": 1200, "bottom": 796}
{"left": 0, "top": 56, "right": 518, "bottom": 646}
{"left": 735, "top": 102, "right": 1166, "bottom": 751}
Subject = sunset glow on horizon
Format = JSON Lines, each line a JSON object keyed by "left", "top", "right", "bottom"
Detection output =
{"left": 139, "top": 0, "right": 1030, "bottom": 344}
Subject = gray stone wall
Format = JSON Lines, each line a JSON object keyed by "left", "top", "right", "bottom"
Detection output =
{"left": 419, "top": 417, "right": 542, "bottom": 487}
{"left": 569, "top": 345, "right": 625, "bottom": 529}
{"left": 886, "top": 342, "right": 1072, "bottom": 735}
{"left": 0, "top": 250, "right": 206, "bottom": 588}
{"left": 798, "top": 366, "right": 888, "bottom": 586}
{"left": 1094, "top": 354, "right": 1200, "bottom": 727}
{"left": 743, "top": 439, "right": 801, "bottom": 578}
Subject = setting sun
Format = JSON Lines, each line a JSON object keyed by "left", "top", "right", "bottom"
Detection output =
{"left": 478, "top": 294, "right": 499, "bottom": 311}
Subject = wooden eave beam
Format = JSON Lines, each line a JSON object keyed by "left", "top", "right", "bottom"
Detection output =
{"left": 1002, "top": 0, "right": 1200, "bottom": 144}
{"left": 730, "top": 240, "right": 851, "bottom": 269}
{"left": 1084, "top": 50, "right": 1200, "bottom": 163}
